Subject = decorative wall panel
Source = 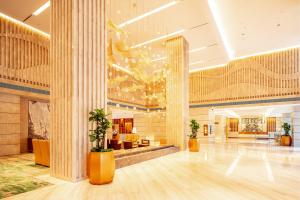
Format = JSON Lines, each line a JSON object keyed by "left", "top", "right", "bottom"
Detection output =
{"left": 0, "top": 15, "right": 50, "bottom": 89}
{"left": 28, "top": 101, "right": 50, "bottom": 139}
{"left": 51, "top": 0, "right": 107, "bottom": 181}
{"left": 190, "top": 48, "right": 300, "bottom": 104}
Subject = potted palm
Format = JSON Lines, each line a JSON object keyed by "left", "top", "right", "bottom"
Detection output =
{"left": 188, "top": 119, "right": 200, "bottom": 152}
{"left": 88, "top": 108, "right": 115, "bottom": 185}
{"left": 281, "top": 122, "right": 292, "bottom": 146}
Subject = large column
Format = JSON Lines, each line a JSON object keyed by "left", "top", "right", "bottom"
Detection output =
{"left": 50, "top": 0, "right": 107, "bottom": 181}
{"left": 165, "top": 36, "right": 189, "bottom": 150}
{"left": 293, "top": 107, "right": 300, "bottom": 147}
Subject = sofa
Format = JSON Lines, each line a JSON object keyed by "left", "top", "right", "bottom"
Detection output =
{"left": 32, "top": 139, "right": 50, "bottom": 167}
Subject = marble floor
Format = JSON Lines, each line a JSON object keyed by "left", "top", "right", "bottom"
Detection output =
{"left": 7, "top": 139, "right": 300, "bottom": 200}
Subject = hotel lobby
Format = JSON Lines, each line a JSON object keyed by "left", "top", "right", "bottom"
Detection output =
{"left": 0, "top": 0, "right": 300, "bottom": 199}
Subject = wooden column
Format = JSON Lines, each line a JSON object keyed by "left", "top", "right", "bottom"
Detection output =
{"left": 165, "top": 36, "right": 189, "bottom": 150}
{"left": 50, "top": 0, "right": 107, "bottom": 181}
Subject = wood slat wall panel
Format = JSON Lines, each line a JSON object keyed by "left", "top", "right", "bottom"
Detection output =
{"left": 189, "top": 48, "right": 300, "bottom": 104}
{"left": 50, "top": 0, "right": 106, "bottom": 181}
{"left": 0, "top": 15, "right": 49, "bottom": 89}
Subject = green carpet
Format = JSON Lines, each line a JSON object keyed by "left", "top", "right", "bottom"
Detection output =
{"left": 0, "top": 154, "right": 51, "bottom": 199}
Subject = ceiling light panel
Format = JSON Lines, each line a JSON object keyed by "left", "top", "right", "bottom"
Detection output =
{"left": 33, "top": 1, "right": 50, "bottom": 16}
{"left": 208, "top": 0, "right": 234, "bottom": 60}
{"left": 118, "top": 1, "right": 179, "bottom": 28}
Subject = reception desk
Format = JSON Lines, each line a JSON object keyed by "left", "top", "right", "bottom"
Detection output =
{"left": 228, "top": 131, "right": 269, "bottom": 138}
{"left": 239, "top": 132, "right": 268, "bottom": 135}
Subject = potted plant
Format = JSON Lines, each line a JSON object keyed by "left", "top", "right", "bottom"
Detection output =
{"left": 188, "top": 119, "right": 200, "bottom": 152}
{"left": 281, "top": 122, "right": 292, "bottom": 146}
{"left": 88, "top": 108, "right": 115, "bottom": 185}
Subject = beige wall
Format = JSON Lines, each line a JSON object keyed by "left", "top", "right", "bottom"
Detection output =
{"left": 134, "top": 112, "right": 166, "bottom": 142}
{"left": 0, "top": 93, "right": 20, "bottom": 156}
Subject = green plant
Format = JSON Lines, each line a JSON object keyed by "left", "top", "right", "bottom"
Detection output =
{"left": 282, "top": 122, "right": 291, "bottom": 136}
{"left": 189, "top": 119, "right": 200, "bottom": 139}
{"left": 89, "top": 108, "right": 111, "bottom": 152}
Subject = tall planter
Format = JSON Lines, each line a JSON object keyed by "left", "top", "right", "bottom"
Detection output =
{"left": 89, "top": 151, "right": 115, "bottom": 184}
{"left": 281, "top": 123, "right": 292, "bottom": 146}
{"left": 188, "top": 138, "right": 199, "bottom": 152}
{"left": 88, "top": 108, "right": 114, "bottom": 185}
{"left": 281, "top": 135, "right": 292, "bottom": 146}
{"left": 189, "top": 119, "right": 200, "bottom": 152}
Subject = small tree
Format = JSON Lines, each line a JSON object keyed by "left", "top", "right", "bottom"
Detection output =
{"left": 89, "top": 108, "right": 111, "bottom": 152}
{"left": 189, "top": 119, "right": 200, "bottom": 139}
{"left": 282, "top": 122, "right": 291, "bottom": 136}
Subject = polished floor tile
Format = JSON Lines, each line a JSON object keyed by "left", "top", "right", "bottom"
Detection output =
{"left": 7, "top": 139, "right": 300, "bottom": 200}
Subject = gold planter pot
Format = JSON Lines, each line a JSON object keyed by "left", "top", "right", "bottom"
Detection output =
{"left": 281, "top": 135, "right": 292, "bottom": 146}
{"left": 88, "top": 151, "right": 115, "bottom": 185}
{"left": 188, "top": 138, "right": 199, "bottom": 152}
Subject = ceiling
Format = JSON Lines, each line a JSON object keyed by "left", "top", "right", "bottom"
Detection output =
{"left": 0, "top": 0, "right": 299, "bottom": 70}
{"left": 0, "top": 0, "right": 50, "bottom": 32}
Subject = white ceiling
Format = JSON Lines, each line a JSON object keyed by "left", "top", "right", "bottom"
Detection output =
{"left": 0, "top": 0, "right": 299, "bottom": 70}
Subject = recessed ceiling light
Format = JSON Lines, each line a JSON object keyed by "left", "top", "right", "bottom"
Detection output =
{"left": 119, "top": 1, "right": 179, "bottom": 28}
{"left": 190, "top": 60, "right": 205, "bottom": 66}
{"left": 131, "top": 29, "right": 185, "bottom": 48}
{"left": 112, "top": 64, "right": 132, "bottom": 75}
{"left": 189, "top": 46, "right": 207, "bottom": 53}
{"left": 151, "top": 44, "right": 213, "bottom": 62}
{"left": 33, "top": 1, "right": 50, "bottom": 16}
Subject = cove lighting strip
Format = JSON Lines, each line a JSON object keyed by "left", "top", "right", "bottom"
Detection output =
{"left": 131, "top": 29, "right": 185, "bottom": 48}
{"left": 118, "top": 1, "right": 178, "bottom": 28}
{"left": 112, "top": 64, "right": 132, "bottom": 75}
{"left": 208, "top": 0, "right": 234, "bottom": 60}
{"left": 0, "top": 12, "right": 50, "bottom": 37}
{"left": 190, "top": 60, "right": 205, "bottom": 66}
{"left": 151, "top": 45, "right": 213, "bottom": 62}
{"left": 33, "top": 1, "right": 50, "bottom": 16}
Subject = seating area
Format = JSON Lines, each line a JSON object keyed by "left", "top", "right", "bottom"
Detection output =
{"left": 108, "top": 134, "right": 150, "bottom": 150}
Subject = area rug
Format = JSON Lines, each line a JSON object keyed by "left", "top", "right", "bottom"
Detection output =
{"left": 0, "top": 154, "right": 51, "bottom": 199}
